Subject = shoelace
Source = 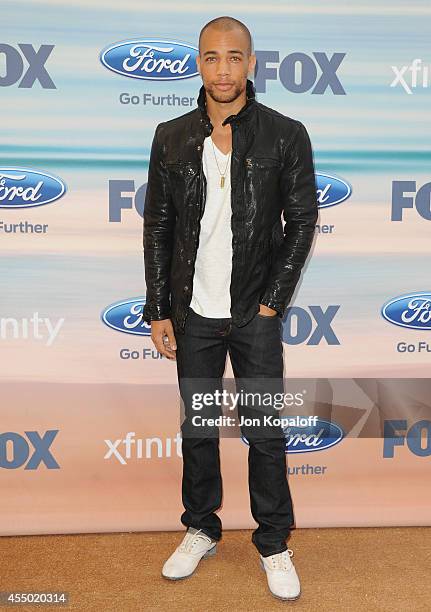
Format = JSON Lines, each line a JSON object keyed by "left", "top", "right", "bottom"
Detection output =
{"left": 177, "top": 529, "right": 212, "bottom": 554}
{"left": 268, "top": 548, "right": 294, "bottom": 571}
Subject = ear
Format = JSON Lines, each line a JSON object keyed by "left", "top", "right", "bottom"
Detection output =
{"left": 196, "top": 54, "right": 201, "bottom": 75}
{"left": 248, "top": 53, "right": 256, "bottom": 77}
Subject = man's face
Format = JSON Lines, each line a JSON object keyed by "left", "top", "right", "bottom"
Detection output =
{"left": 197, "top": 27, "right": 256, "bottom": 105}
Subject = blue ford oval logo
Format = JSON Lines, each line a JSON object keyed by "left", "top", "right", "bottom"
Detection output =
{"left": 100, "top": 39, "right": 199, "bottom": 80}
{"left": 381, "top": 292, "right": 431, "bottom": 330}
{"left": 242, "top": 418, "right": 344, "bottom": 453}
{"left": 101, "top": 297, "right": 151, "bottom": 336}
{"left": 316, "top": 173, "right": 351, "bottom": 208}
{"left": 0, "top": 167, "right": 66, "bottom": 209}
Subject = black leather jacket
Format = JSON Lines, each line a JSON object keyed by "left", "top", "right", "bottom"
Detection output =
{"left": 143, "top": 78, "right": 318, "bottom": 335}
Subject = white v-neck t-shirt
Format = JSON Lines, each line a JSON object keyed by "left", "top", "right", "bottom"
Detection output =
{"left": 189, "top": 136, "right": 232, "bottom": 318}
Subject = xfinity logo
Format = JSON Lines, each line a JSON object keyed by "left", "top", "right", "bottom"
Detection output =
{"left": 105, "top": 431, "right": 182, "bottom": 463}
{"left": 101, "top": 297, "right": 151, "bottom": 336}
{"left": 282, "top": 306, "right": 340, "bottom": 345}
{"left": 391, "top": 181, "right": 431, "bottom": 221}
{"left": 381, "top": 293, "right": 431, "bottom": 330}
{"left": 255, "top": 51, "right": 346, "bottom": 94}
{"left": 0, "top": 168, "right": 66, "bottom": 209}
{"left": 0, "top": 314, "right": 65, "bottom": 346}
{"left": 390, "top": 59, "right": 430, "bottom": 94}
{"left": 100, "top": 40, "right": 199, "bottom": 80}
{"left": 316, "top": 173, "right": 351, "bottom": 208}
{"left": 0, "top": 43, "right": 55, "bottom": 88}
{"left": 0, "top": 430, "right": 59, "bottom": 469}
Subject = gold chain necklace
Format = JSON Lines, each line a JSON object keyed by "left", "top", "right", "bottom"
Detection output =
{"left": 210, "top": 138, "right": 232, "bottom": 188}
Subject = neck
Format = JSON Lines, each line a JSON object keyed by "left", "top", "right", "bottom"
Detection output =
{"left": 205, "top": 90, "right": 247, "bottom": 129}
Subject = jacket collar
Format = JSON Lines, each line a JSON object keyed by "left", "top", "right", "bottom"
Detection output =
{"left": 197, "top": 78, "right": 256, "bottom": 131}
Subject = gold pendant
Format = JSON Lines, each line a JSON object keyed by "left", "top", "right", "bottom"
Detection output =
{"left": 220, "top": 176, "right": 225, "bottom": 188}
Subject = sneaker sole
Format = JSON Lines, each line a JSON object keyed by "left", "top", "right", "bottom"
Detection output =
{"left": 161, "top": 544, "right": 217, "bottom": 581}
{"left": 259, "top": 558, "right": 301, "bottom": 601}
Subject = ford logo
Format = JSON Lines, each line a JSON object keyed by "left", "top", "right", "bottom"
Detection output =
{"left": 0, "top": 167, "right": 66, "bottom": 209}
{"left": 381, "top": 292, "right": 431, "bottom": 330}
{"left": 100, "top": 39, "right": 199, "bottom": 81}
{"left": 242, "top": 418, "right": 344, "bottom": 453}
{"left": 316, "top": 173, "right": 351, "bottom": 208}
{"left": 101, "top": 297, "right": 151, "bottom": 336}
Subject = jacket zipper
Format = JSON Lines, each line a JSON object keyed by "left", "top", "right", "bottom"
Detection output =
{"left": 229, "top": 125, "right": 237, "bottom": 319}
{"left": 188, "top": 141, "right": 206, "bottom": 306}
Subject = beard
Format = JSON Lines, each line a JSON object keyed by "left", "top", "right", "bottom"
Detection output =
{"left": 205, "top": 81, "right": 244, "bottom": 104}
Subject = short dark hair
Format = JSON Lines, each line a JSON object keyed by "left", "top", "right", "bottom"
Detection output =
{"left": 199, "top": 16, "right": 253, "bottom": 56}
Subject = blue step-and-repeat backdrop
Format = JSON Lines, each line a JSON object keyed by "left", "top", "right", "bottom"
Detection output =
{"left": 1, "top": 1, "right": 430, "bottom": 535}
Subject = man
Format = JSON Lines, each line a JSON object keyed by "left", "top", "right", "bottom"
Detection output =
{"left": 143, "top": 16, "right": 318, "bottom": 602}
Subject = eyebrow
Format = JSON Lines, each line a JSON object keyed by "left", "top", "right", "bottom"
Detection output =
{"left": 202, "top": 49, "right": 244, "bottom": 57}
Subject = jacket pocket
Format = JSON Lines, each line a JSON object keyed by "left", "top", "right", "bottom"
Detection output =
{"left": 244, "top": 156, "right": 281, "bottom": 170}
{"left": 165, "top": 160, "right": 199, "bottom": 177}
{"left": 165, "top": 161, "right": 200, "bottom": 209}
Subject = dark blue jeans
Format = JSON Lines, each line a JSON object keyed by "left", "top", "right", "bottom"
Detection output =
{"left": 175, "top": 305, "right": 295, "bottom": 557}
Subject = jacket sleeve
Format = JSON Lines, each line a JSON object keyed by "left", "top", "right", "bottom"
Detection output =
{"left": 259, "top": 121, "right": 318, "bottom": 317}
{"left": 142, "top": 122, "right": 176, "bottom": 323}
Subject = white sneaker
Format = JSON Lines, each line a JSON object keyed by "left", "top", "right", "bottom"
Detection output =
{"left": 260, "top": 548, "right": 301, "bottom": 601}
{"left": 161, "top": 528, "right": 217, "bottom": 580}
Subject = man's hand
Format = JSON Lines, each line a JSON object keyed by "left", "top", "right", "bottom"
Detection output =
{"left": 151, "top": 319, "right": 177, "bottom": 360}
{"left": 258, "top": 304, "right": 277, "bottom": 317}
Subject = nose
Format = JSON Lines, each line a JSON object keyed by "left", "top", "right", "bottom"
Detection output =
{"left": 217, "top": 58, "right": 231, "bottom": 77}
